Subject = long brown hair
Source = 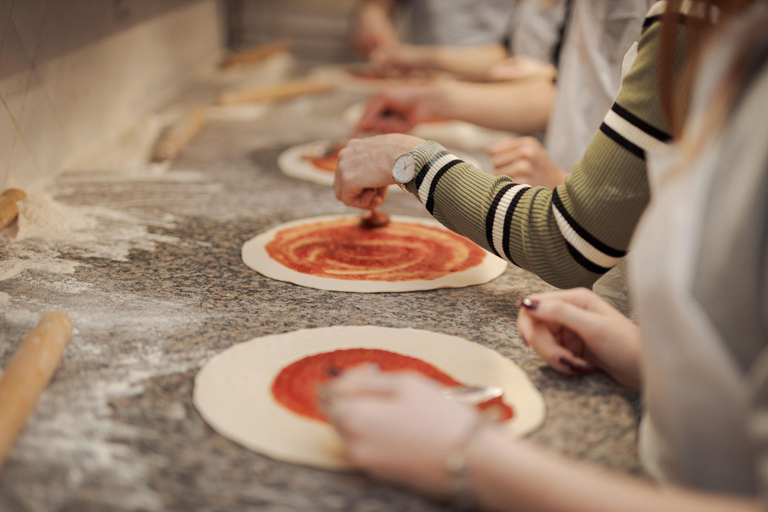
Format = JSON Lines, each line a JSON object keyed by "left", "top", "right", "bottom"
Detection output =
{"left": 658, "top": 0, "right": 765, "bottom": 137}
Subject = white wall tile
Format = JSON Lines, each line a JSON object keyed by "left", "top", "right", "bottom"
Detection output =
{"left": 5, "top": 131, "right": 41, "bottom": 188}
{"left": 0, "top": 0, "right": 221, "bottom": 189}
{"left": 9, "top": 0, "right": 48, "bottom": 60}
{"left": 0, "top": 11, "right": 32, "bottom": 121}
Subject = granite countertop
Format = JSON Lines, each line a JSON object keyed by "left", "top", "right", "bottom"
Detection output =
{"left": 0, "top": 65, "right": 641, "bottom": 512}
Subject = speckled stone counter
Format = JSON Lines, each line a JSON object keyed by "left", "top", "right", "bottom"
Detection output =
{"left": 0, "top": 66, "right": 641, "bottom": 512}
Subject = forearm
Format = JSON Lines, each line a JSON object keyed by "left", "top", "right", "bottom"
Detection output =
{"left": 410, "top": 141, "right": 611, "bottom": 289}
{"left": 437, "top": 78, "right": 554, "bottom": 133}
{"left": 467, "top": 428, "right": 759, "bottom": 512}
{"left": 425, "top": 44, "right": 509, "bottom": 81}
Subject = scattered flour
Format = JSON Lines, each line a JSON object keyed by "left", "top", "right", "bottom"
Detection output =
{"left": 15, "top": 192, "right": 97, "bottom": 241}
{"left": 0, "top": 277, "right": 220, "bottom": 511}
{"left": 0, "top": 191, "right": 181, "bottom": 283}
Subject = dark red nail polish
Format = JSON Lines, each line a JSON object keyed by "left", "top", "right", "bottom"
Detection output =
{"left": 558, "top": 357, "right": 595, "bottom": 375}
{"left": 520, "top": 298, "right": 539, "bottom": 310}
{"left": 325, "top": 367, "right": 343, "bottom": 377}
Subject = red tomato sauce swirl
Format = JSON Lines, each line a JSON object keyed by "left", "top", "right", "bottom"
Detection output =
{"left": 265, "top": 218, "right": 485, "bottom": 282}
{"left": 271, "top": 348, "right": 514, "bottom": 423}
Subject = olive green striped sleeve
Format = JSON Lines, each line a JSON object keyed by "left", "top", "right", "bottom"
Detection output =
{"left": 407, "top": 10, "right": 681, "bottom": 290}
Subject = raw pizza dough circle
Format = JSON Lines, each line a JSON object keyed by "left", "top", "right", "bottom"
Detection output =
{"left": 242, "top": 214, "right": 507, "bottom": 293}
{"left": 277, "top": 140, "right": 482, "bottom": 187}
{"left": 343, "top": 102, "right": 508, "bottom": 151}
{"left": 193, "top": 326, "right": 546, "bottom": 470}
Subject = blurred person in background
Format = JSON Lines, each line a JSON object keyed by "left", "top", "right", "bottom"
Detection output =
{"left": 352, "top": 0, "right": 517, "bottom": 80}
{"left": 357, "top": 0, "right": 652, "bottom": 189}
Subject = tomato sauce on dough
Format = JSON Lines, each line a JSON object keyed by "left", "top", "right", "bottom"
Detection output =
{"left": 310, "top": 147, "right": 342, "bottom": 173}
{"left": 265, "top": 218, "right": 485, "bottom": 282}
{"left": 271, "top": 348, "right": 514, "bottom": 422}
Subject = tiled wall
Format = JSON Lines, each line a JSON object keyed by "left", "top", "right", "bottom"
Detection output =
{"left": 0, "top": 0, "right": 222, "bottom": 189}
{"left": 230, "top": 0, "right": 358, "bottom": 63}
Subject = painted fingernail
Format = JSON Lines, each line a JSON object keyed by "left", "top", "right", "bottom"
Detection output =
{"left": 558, "top": 357, "right": 596, "bottom": 375}
{"left": 325, "top": 367, "right": 343, "bottom": 377}
{"left": 520, "top": 298, "right": 539, "bottom": 310}
{"left": 521, "top": 336, "right": 530, "bottom": 347}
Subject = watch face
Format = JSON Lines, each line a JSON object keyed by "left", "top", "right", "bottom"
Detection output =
{"left": 392, "top": 153, "right": 415, "bottom": 184}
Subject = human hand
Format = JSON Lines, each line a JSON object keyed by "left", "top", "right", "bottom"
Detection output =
{"left": 353, "top": 2, "right": 398, "bottom": 57}
{"left": 487, "top": 136, "right": 567, "bottom": 189}
{"left": 335, "top": 134, "right": 424, "bottom": 209}
{"left": 322, "top": 365, "right": 479, "bottom": 498}
{"left": 356, "top": 85, "right": 446, "bottom": 134}
{"left": 487, "top": 56, "right": 556, "bottom": 82}
{"left": 370, "top": 44, "right": 431, "bottom": 75}
{"left": 517, "top": 288, "right": 642, "bottom": 389}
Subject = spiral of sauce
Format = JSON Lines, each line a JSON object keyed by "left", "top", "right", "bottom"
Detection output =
{"left": 271, "top": 348, "right": 514, "bottom": 423}
{"left": 310, "top": 147, "right": 342, "bottom": 173}
{"left": 265, "top": 218, "right": 485, "bottom": 281}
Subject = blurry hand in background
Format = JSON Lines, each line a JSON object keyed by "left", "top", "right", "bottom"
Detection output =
{"left": 488, "top": 136, "right": 566, "bottom": 189}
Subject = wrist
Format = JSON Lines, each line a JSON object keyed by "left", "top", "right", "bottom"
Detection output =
{"left": 444, "top": 417, "right": 487, "bottom": 509}
{"left": 433, "top": 80, "right": 458, "bottom": 119}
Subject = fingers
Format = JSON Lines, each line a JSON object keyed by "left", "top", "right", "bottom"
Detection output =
{"left": 325, "top": 364, "right": 399, "bottom": 397}
{"left": 522, "top": 294, "right": 602, "bottom": 338}
{"left": 491, "top": 148, "right": 526, "bottom": 168}
{"left": 486, "top": 136, "right": 523, "bottom": 155}
{"left": 518, "top": 311, "right": 593, "bottom": 375}
{"left": 335, "top": 134, "right": 421, "bottom": 207}
{"left": 523, "top": 288, "right": 611, "bottom": 314}
{"left": 358, "top": 95, "right": 389, "bottom": 132}
{"left": 493, "top": 160, "right": 531, "bottom": 180}
{"left": 358, "top": 95, "right": 411, "bottom": 133}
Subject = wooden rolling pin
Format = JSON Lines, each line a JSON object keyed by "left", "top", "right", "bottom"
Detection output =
{"left": 0, "top": 312, "right": 73, "bottom": 469}
{"left": 220, "top": 40, "right": 292, "bottom": 70}
{"left": 217, "top": 79, "right": 336, "bottom": 106}
{"left": 0, "top": 188, "right": 26, "bottom": 231}
{"left": 151, "top": 106, "right": 208, "bottom": 163}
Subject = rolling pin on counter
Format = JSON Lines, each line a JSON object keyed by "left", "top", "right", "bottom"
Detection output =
{"left": 0, "top": 312, "right": 73, "bottom": 470}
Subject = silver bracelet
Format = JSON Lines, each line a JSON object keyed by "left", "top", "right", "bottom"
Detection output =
{"left": 445, "top": 417, "right": 489, "bottom": 511}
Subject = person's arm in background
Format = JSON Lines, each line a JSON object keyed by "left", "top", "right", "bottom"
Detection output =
{"left": 358, "top": 76, "right": 555, "bottom": 134}
{"left": 353, "top": 0, "right": 398, "bottom": 57}
{"left": 371, "top": 43, "right": 510, "bottom": 81}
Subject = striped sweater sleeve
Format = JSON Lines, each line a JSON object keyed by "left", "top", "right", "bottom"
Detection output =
{"left": 408, "top": 6, "right": 680, "bottom": 289}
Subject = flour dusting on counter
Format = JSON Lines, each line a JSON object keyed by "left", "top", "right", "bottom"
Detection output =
{"left": 0, "top": 191, "right": 181, "bottom": 283}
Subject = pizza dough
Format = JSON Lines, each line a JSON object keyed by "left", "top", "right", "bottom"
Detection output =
{"left": 343, "top": 102, "right": 509, "bottom": 151}
{"left": 193, "top": 326, "right": 546, "bottom": 470}
{"left": 277, "top": 140, "right": 482, "bottom": 187}
{"left": 241, "top": 214, "right": 507, "bottom": 293}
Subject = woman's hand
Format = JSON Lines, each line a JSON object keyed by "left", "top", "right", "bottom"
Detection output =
{"left": 370, "top": 44, "right": 431, "bottom": 76}
{"left": 487, "top": 56, "right": 557, "bottom": 82}
{"left": 353, "top": 0, "right": 397, "bottom": 57}
{"left": 334, "top": 134, "right": 424, "bottom": 209}
{"left": 356, "top": 85, "right": 447, "bottom": 134}
{"left": 321, "top": 365, "right": 479, "bottom": 498}
{"left": 517, "top": 288, "right": 642, "bottom": 389}
{"left": 487, "top": 136, "right": 567, "bottom": 189}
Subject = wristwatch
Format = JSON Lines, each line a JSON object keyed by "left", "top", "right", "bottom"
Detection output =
{"left": 392, "top": 152, "right": 416, "bottom": 193}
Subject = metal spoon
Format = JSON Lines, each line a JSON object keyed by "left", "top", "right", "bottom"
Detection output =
{"left": 442, "top": 385, "right": 504, "bottom": 405}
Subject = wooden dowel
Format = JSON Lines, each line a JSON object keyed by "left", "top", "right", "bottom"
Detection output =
{"left": 0, "top": 312, "right": 73, "bottom": 469}
{"left": 220, "top": 40, "right": 292, "bottom": 70}
{"left": 217, "top": 79, "right": 336, "bottom": 106}
{"left": 0, "top": 188, "right": 27, "bottom": 231}
{"left": 150, "top": 106, "right": 208, "bottom": 163}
